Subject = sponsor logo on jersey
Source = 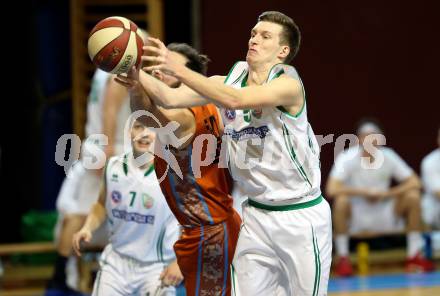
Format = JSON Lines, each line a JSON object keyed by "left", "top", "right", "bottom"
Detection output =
{"left": 111, "top": 174, "right": 119, "bottom": 182}
{"left": 224, "top": 109, "right": 236, "bottom": 121}
{"left": 111, "top": 190, "right": 122, "bottom": 204}
{"left": 224, "top": 126, "right": 270, "bottom": 141}
{"left": 111, "top": 209, "right": 155, "bottom": 224}
{"left": 142, "top": 193, "right": 154, "bottom": 209}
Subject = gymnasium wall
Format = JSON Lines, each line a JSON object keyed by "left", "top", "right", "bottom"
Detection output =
{"left": 199, "top": 0, "right": 440, "bottom": 182}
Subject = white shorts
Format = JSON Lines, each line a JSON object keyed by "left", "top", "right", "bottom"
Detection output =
{"left": 349, "top": 197, "right": 404, "bottom": 234}
{"left": 231, "top": 196, "right": 332, "bottom": 296}
{"left": 232, "top": 183, "right": 247, "bottom": 218}
{"left": 93, "top": 244, "right": 175, "bottom": 296}
{"left": 422, "top": 196, "right": 440, "bottom": 229}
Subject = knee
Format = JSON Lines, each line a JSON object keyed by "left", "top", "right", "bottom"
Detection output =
{"left": 402, "top": 189, "right": 421, "bottom": 206}
{"left": 333, "top": 195, "right": 351, "bottom": 213}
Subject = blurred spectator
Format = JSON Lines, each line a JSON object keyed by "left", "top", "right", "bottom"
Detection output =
{"left": 421, "top": 127, "right": 440, "bottom": 251}
{"left": 326, "top": 118, "right": 434, "bottom": 276}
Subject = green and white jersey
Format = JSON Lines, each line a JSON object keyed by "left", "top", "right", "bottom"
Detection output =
{"left": 105, "top": 153, "right": 179, "bottom": 263}
{"left": 85, "top": 69, "right": 131, "bottom": 144}
{"left": 222, "top": 61, "right": 321, "bottom": 206}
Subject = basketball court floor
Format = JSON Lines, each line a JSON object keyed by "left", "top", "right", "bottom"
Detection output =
{"left": 329, "top": 271, "right": 440, "bottom": 296}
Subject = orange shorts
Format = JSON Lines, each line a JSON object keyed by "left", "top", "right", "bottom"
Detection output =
{"left": 174, "top": 211, "right": 241, "bottom": 296}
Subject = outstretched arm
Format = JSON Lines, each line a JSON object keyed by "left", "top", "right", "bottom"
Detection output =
{"left": 137, "top": 70, "right": 208, "bottom": 109}
{"left": 144, "top": 37, "right": 303, "bottom": 110}
{"left": 115, "top": 68, "right": 196, "bottom": 149}
{"left": 102, "top": 76, "right": 128, "bottom": 158}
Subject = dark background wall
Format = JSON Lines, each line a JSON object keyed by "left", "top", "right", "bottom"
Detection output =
{"left": 200, "top": 0, "right": 440, "bottom": 181}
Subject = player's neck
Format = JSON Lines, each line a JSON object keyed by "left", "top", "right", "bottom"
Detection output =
{"left": 247, "top": 59, "right": 283, "bottom": 85}
{"left": 132, "top": 151, "right": 154, "bottom": 170}
{"left": 247, "top": 63, "right": 273, "bottom": 85}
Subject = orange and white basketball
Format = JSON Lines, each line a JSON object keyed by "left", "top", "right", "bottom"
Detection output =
{"left": 88, "top": 16, "right": 144, "bottom": 74}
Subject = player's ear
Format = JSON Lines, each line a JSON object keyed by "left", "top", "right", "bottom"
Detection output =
{"left": 278, "top": 45, "right": 290, "bottom": 61}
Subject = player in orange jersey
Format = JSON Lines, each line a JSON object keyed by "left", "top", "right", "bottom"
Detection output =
{"left": 115, "top": 43, "right": 241, "bottom": 296}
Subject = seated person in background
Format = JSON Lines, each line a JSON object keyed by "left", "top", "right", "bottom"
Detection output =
{"left": 326, "top": 118, "right": 434, "bottom": 276}
{"left": 421, "top": 127, "right": 440, "bottom": 230}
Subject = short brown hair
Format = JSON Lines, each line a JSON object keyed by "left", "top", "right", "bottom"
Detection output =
{"left": 167, "top": 43, "right": 210, "bottom": 75}
{"left": 258, "top": 11, "right": 301, "bottom": 63}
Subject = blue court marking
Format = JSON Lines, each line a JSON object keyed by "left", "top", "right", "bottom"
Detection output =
{"left": 329, "top": 272, "right": 440, "bottom": 292}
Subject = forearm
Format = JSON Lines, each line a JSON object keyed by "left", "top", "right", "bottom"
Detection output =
{"left": 326, "top": 179, "right": 367, "bottom": 198}
{"left": 389, "top": 176, "right": 421, "bottom": 197}
{"left": 434, "top": 191, "right": 440, "bottom": 200}
{"left": 330, "top": 186, "right": 369, "bottom": 198}
{"left": 129, "top": 84, "right": 153, "bottom": 113}
{"left": 81, "top": 202, "right": 106, "bottom": 233}
{"left": 138, "top": 71, "right": 205, "bottom": 108}
{"left": 102, "top": 105, "right": 118, "bottom": 147}
{"left": 176, "top": 65, "right": 241, "bottom": 109}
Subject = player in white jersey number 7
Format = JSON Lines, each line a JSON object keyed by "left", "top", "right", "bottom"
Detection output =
{"left": 73, "top": 120, "right": 182, "bottom": 296}
{"left": 134, "top": 10, "right": 332, "bottom": 296}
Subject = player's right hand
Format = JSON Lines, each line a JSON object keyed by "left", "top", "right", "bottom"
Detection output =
{"left": 72, "top": 229, "right": 92, "bottom": 257}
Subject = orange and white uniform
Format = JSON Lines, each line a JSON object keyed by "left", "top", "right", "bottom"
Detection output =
{"left": 155, "top": 104, "right": 241, "bottom": 296}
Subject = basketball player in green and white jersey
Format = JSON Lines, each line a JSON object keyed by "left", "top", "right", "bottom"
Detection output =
{"left": 133, "top": 10, "right": 332, "bottom": 296}
{"left": 73, "top": 120, "right": 182, "bottom": 295}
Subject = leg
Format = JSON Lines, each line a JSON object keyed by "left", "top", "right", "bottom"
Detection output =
{"left": 394, "top": 189, "right": 434, "bottom": 271}
{"left": 138, "top": 262, "right": 175, "bottom": 296}
{"left": 332, "top": 195, "right": 353, "bottom": 276}
{"left": 395, "top": 189, "right": 422, "bottom": 231}
{"left": 275, "top": 199, "right": 332, "bottom": 296}
{"left": 232, "top": 204, "right": 282, "bottom": 296}
{"left": 92, "top": 246, "right": 130, "bottom": 296}
{"left": 333, "top": 195, "right": 351, "bottom": 236}
{"left": 175, "top": 217, "right": 240, "bottom": 296}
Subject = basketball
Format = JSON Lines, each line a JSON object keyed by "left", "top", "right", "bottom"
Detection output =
{"left": 88, "top": 16, "right": 144, "bottom": 74}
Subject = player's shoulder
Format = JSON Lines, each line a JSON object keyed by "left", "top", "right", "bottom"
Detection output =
{"left": 337, "top": 145, "right": 361, "bottom": 162}
{"left": 106, "top": 153, "right": 126, "bottom": 170}
{"left": 422, "top": 149, "right": 440, "bottom": 168}
{"left": 268, "top": 63, "right": 300, "bottom": 82}
{"left": 381, "top": 146, "right": 403, "bottom": 160}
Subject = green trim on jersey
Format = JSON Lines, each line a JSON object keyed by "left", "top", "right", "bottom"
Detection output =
{"left": 144, "top": 163, "right": 155, "bottom": 177}
{"left": 156, "top": 227, "right": 166, "bottom": 262}
{"left": 123, "top": 154, "right": 155, "bottom": 177}
{"left": 231, "top": 263, "right": 238, "bottom": 296}
{"left": 103, "top": 159, "right": 109, "bottom": 190}
{"left": 276, "top": 76, "right": 306, "bottom": 119}
{"left": 123, "top": 154, "right": 129, "bottom": 176}
{"left": 312, "top": 226, "right": 322, "bottom": 296}
{"left": 281, "top": 123, "right": 312, "bottom": 187}
{"left": 248, "top": 195, "right": 322, "bottom": 211}
{"left": 224, "top": 61, "right": 240, "bottom": 84}
{"left": 241, "top": 73, "right": 248, "bottom": 87}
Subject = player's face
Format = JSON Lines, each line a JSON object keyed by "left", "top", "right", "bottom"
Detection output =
{"left": 131, "top": 120, "right": 155, "bottom": 155}
{"left": 152, "top": 51, "right": 188, "bottom": 88}
{"left": 247, "top": 21, "right": 289, "bottom": 65}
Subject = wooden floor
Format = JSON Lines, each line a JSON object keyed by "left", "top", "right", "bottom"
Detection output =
{"left": 330, "top": 286, "right": 440, "bottom": 296}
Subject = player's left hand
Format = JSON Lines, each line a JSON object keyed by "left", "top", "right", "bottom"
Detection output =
{"left": 160, "top": 260, "right": 184, "bottom": 287}
{"left": 142, "top": 37, "right": 181, "bottom": 76}
{"left": 114, "top": 67, "right": 140, "bottom": 90}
